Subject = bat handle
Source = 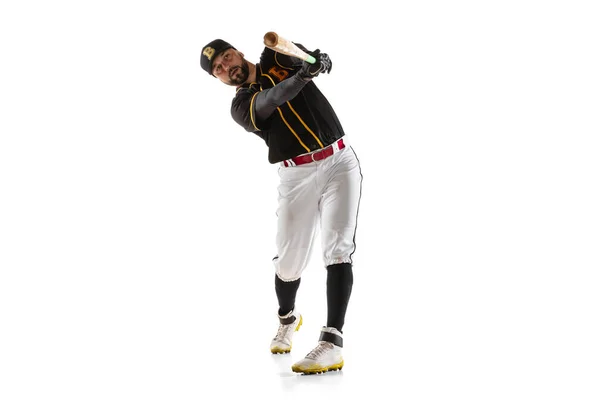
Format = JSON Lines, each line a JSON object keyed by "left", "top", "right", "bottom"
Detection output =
{"left": 305, "top": 55, "right": 317, "bottom": 64}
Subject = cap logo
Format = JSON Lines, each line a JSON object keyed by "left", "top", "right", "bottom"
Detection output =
{"left": 203, "top": 47, "right": 216, "bottom": 60}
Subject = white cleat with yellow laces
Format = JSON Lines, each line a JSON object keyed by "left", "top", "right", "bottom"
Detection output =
{"left": 270, "top": 308, "right": 303, "bottom": 354}
{"left": 291, "top": 326, "right": 344, "bottom": 374}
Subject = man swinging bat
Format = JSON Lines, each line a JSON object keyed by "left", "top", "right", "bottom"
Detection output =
{"left": 200, "top": 35, "right": 363, "bottom": 375}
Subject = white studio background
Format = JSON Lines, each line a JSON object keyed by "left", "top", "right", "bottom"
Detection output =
{"left": 1, "top": 1, "right": 599, "bottom": 399}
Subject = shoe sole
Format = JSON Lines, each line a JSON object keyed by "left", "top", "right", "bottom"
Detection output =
{"left": 270, "top": 315, "right": 303, "bottom": 354}
{"left": 291, "top": 360, "right": 344, "bottom": 374}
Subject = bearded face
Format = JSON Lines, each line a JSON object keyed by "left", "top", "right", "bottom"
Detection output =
{"left": 227, "top": 59, "right": 249, "bottom": 86}
{"left": 212, "top": 49, "right": 250, "bottom": 86}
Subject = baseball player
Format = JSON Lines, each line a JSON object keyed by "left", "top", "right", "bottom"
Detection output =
{"left": 200, "top": 37, "right": 362, "bottom": 374}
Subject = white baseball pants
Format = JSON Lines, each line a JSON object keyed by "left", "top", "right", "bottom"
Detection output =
{"left": 273, "top": 145, "right": 362, "bottom": 281}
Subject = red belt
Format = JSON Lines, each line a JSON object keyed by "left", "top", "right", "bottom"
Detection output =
{"left": 282, "top": 138, "right": 345, "bottom": 167}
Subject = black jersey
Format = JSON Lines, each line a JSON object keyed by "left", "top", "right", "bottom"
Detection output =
{"left": 231, "top": 46, "right": 345, "bottom": 164}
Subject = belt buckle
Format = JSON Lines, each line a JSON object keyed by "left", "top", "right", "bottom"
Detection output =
{"left": 310, "top": 151, "right": 318, "bottom": 163}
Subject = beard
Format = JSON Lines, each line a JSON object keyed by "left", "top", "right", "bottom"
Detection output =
{"left": 228, "top": 59, "right": 249, "bottom": 86}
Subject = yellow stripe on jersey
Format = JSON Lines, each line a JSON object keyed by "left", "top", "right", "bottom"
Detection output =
{"left": 275, "top": 108, "right": 310, "bottom": 152}
{"left": 261, "top": 73, "right": 321, "bottom": 150}
{"left": 286, "top": 103, "right": 324, "bottom": 148}
{"left": 274, "top": 53, "right": 294, "bottom": 70}
{"left": 249, "top": 91, "right": 260, "bottom": 131}
{"left": 258, "top": 83, "right": 310, "bottom": 152}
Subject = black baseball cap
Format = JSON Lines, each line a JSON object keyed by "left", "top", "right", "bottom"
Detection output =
{"left": 200, "top": 39, "right": 235, "bottom": 76}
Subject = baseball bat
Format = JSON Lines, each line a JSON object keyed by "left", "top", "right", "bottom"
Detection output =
{"left": 263, "top": 32, "right": 316, "bottom": 64}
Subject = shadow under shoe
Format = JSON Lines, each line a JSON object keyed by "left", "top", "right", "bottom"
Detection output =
{"left": 291, "top": 326, "right": 344, "bottom": 374}
{"left": 270, "top": 309, "right": 303, "bottom": 354}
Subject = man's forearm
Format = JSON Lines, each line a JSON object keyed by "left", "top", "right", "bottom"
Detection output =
{"left": 253, "top": 74, "right": 308, "bottom": 121}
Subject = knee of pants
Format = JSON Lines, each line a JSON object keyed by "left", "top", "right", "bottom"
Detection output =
{"left": 322, "top": 229, "right": 357, "bottom": 267}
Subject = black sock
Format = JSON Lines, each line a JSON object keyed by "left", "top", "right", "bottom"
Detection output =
{"left": 326, "top": 263, "right": 353, "bottom": 332}
{"left": 275, "top": 275, "right": 301, "bottom": 317}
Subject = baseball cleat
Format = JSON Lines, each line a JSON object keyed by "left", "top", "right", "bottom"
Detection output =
{"left": 291, "top": 326, "right": 344, "bottom": 374}
{"left": 270, "top": 309, "right": 302, "bottom": 354}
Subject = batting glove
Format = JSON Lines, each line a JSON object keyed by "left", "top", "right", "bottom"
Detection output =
{"left": 298, "top": 50, "right": 333, "bottom": 81}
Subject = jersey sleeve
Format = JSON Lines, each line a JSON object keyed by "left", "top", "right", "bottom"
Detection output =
{"left": 231, "top": 85, "right": 266, "bottom": 132}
